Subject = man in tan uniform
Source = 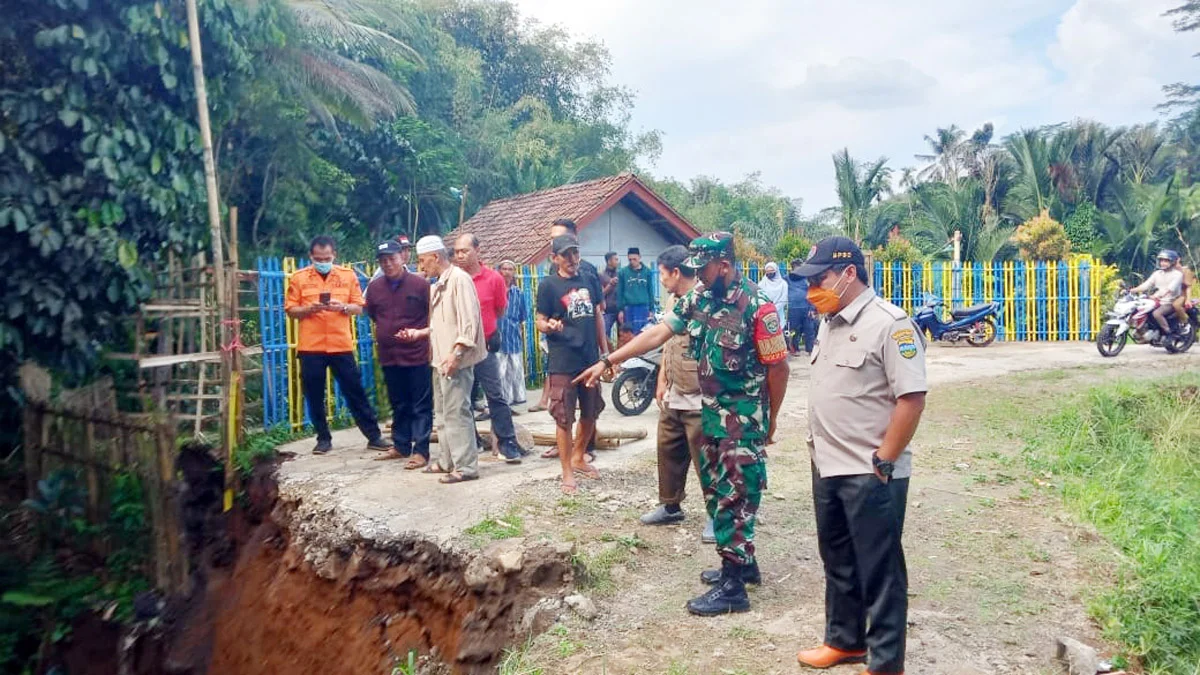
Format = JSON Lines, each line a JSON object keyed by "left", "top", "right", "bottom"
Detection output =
{"left": 795, "top": 236, "right": 927, "bottom": 675}
{"left": 639, "top": 245, "right": 714, "bottom": 543}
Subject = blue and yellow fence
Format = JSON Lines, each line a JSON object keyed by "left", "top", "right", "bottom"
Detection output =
{"left": 872, "top": 257, "right": 1105, "bottom": 342}
{"left": 254, "top": 256, "right": 1105, "bottom": 430}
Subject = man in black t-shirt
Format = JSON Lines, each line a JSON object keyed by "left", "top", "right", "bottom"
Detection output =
{"left": 537, "top": 234, "right": 606, "bottom": 493}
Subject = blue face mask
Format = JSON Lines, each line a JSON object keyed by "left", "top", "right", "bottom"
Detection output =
{"left": 314, "top": 261, "right": 333, "bottom": 275}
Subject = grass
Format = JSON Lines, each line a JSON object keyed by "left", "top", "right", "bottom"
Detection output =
{"left": 1021, "top": 375, "right": 1200, "bottom": 674}
{"left": 463, "top": 508, "right": 525, "bottom": 545}
{"left": 497, "top": 638, "right": 544, "bottom": 675}
{"left": 572, "top": 544, "right": 632, "bottom": 596}
{"left": 231, "top": 425, "right": 306, "bottom": 475}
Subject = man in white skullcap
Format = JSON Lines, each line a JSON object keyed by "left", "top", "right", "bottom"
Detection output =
{"left": 404, "top": 236, "right": 488, "bottom": 483}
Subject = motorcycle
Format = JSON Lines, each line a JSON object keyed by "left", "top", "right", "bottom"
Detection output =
{"left": 1096, "top": 291, "right": 1197, "bottom": 357}
{"left": 912, "top": 294, "right": 1001, "bottom": 346}
{"left": 611, "top": 345, "right": 662, "bottom": 416}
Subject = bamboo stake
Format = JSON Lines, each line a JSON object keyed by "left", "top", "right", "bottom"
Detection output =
{"left": 185, "top": 0, "right": 233, "bottom": 485}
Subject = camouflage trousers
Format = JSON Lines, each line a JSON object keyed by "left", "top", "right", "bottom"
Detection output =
{"left": 698, "top": 438, "right": 767, "bottom": 565}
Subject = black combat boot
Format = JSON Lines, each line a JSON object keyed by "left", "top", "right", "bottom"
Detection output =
{"left": 699, "top": 560, "right": 761, "bottom": 585}
{"left": 686, "top": 561, "right": 751, "bottom": 616}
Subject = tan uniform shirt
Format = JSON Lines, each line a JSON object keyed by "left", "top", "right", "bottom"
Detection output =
{"left": 428, "top": 264, "right": 486, "bottom": 369}
{"left": 662, "top": 285, "right": 702, "bottom": 411}
{"left": 808, "top": 289, "right": 927, "bottom": 479}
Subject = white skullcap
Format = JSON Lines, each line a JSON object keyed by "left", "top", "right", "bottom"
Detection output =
{"left": 415, "top": 235, "right": 446, "bottom": 255}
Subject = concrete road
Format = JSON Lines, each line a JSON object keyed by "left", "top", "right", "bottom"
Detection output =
{"left": 275, "top": 341, "right": 1199, "bottom": 546}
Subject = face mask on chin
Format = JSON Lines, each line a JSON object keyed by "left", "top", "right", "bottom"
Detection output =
{"left": 807, "top": 269, "right": 851, "bottom": 315}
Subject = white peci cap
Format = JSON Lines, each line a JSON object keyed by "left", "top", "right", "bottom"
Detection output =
{"left": 415, "top": 235, "right": 446, "bottom": 255}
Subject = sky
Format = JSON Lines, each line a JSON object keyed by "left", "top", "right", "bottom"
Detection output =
{"left": 509, "top": 0, "right": 1199, "bottom": 211}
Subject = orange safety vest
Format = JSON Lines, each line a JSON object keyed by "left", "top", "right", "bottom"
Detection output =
{"left": 285, "top": 265, "right": 364, "bottom": 353}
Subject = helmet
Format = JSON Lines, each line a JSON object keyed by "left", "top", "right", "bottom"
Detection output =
{"left": 1156, "top": 249, "right": 1180, "bottom": 263}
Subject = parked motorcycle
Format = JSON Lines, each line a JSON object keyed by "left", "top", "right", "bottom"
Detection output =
{"left": 611, "top": 345, "right": 662, "bottom": 416}
{"left": 1096, "top": 291, "right": 1197, "bottom": 357}
{"left": 912, "top": 295, "right": 1001, "bottom": 346}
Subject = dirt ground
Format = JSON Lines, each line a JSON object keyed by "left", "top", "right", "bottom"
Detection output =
{"left": 274, "top": 342, "right": 1199, "bottom": 673}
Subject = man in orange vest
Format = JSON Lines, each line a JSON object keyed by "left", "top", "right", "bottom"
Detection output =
{"left": 285, "top": 235, "right": 392, "bottom": 455}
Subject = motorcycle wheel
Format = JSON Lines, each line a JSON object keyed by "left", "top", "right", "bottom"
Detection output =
{"left": 1164, "top": 323, "right": 1196, "bottom": 354}
{"left": 1096, "top": 324, "right": 1126, "bottom": 357}
{"left": 966, "top": 318, "right": 997, "bottom": 347}
{"left": 612, "top": 368, "right": 654, "bottom": 416}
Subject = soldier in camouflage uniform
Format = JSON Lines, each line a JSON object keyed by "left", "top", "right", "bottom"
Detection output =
{"left": 577, "top": 232, "right": 790, "bottom": 615}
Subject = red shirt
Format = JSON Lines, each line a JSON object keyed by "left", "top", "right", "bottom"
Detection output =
{"left": 472, "top": 265, "right": 508, "bottom": 339}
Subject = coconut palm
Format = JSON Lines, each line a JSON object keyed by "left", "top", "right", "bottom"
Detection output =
{"left": 272, "top": 0, "right": 424, "bottom": 128}
{"left": 915, "top": 125, "right": 966, "bottom": 185}
{"left": 833, "top": 149, "right": 891, "bottom": 243}
{"left": 1114, "top": 124, "right": 1169, "bottom": 186}
{"left": 908, "top": 180, "right": 1014, "bottom": 261}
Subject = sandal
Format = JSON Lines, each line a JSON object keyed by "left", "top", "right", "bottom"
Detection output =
{"left": 373, "top": 451, "right": 406, "bottom": 462}
{"left": 561, "top": 482, "right": 579, "bottom": 495}
{"left": 423, "top": 464, "right": 449, "bottom": 474}
{"left": 404, "top": 457, "right": 428, "bottom": 470}
{"left": 528, "top": 404, "right": 547, "bottom": 413}
{"left": 573, "top": 465, "right": 600, "bottom": 480}
{"left": 439, "top": 472, "right": 479, "bottom": 484}
{"left": 540, "top": 448, "right": 560, "bottom": 459}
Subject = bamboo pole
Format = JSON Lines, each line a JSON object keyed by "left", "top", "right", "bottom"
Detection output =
{"left": 185, "top": 0, "right": 233, "bottom": 487}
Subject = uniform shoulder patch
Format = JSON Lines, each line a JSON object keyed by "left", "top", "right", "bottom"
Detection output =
{"left": 753, "top": 304, "right": 787, "bottom": 364}
{"left": 892, "top": 327, "right": 918, "bottom": 359}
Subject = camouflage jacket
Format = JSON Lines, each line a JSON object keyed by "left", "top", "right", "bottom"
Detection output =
{"left": 664, "top": 273, "right": 787, "bottom": 445}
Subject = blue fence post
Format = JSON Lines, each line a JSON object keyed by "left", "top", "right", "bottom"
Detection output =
{"left": 1080, "top": 258, "right": 1092, "bottom": 340}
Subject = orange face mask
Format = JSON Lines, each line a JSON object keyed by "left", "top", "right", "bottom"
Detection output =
{"left": 807, "top": 269, "right": 851, "bottom": 314}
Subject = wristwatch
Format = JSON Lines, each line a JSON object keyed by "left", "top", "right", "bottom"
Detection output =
{"left": 871, "top": 452, "right": 895, "bottom": 479}
{"left": 601, "top": 355, "right": 614, "bottom": 370}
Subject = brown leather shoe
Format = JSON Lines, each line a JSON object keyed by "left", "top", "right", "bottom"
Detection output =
{"left": 860, "top": 671, "right": 904, "bottom": 675}
{"left": 796, "top": 645, "right": 867, "bottom": 669}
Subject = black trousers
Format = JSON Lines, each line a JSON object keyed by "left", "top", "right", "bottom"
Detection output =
{"left": 812, "top": 468, "right": 909, "bottom": 674}
{"left": 789, "top": 306, "right": 817, "bottom": 352}
{"left": 382, "top": 364, "right": 433, "bottom": 459}
{"left": 299, "top": 352, "right": 382, "bottom": 444}
{"left": 473, "top": 351, "right": 520, "bottom": 458}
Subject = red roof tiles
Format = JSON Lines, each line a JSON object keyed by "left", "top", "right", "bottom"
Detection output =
{"left": 446, "top": 173, "right": 698, "bottom": 265}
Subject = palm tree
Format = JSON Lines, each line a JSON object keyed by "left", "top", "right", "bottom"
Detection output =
{"left": 1114, "top": 124, "right": 1168, "bottom": 186}
{"left": 273, "top": 0, "right": 424, "bottom": 128}
{"left": 915, "top": 125, "right": 966, "bottom": 185}
{"left": 908, "top": 180, "right": 1013, "bottom": 261}
{"left": 1097, "top": 178, "right": 1175, "bottom": 272}
{"left": 832, "top": 149, "right": 890, "bottom": 243}
{"left": 1003, "top": 128, "right": 1058, "bottom": 222}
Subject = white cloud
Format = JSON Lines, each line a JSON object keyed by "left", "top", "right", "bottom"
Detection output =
{"left": 510, "top": 0, "right": 1197, "bottom": 210}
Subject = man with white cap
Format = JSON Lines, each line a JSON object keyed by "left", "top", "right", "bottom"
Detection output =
{"left": 409, "top": 235, "right": 488, "bottom": 483}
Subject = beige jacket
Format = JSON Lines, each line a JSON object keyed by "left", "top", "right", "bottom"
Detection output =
{"left": 429, "top": 264, "right": 486, "bottom": 369}
{"left": 662, "top": 284, "right": 702, "bottom": 410}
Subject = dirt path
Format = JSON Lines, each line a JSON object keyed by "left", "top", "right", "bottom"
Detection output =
{"left": 494, "top": 352, "right": 1196, "bottom": 675}
{"left": 275, "top": 342, "right": 1196, "bottom": 548}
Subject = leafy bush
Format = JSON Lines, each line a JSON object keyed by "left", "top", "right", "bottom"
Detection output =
{"left": 872, "top": 231, "right": 925, "bottom": 264}
{"left": 1012, "top": 209, "right": 1072, "bottom": 260}
{"left": 1064, "top": 201, "right": 1100, "bottom": 253}
{"left": 1022, "top": 377, "right": 1200, "bottom": 673}
{"left": 774, "top": 232, "right": 813, "bottom": 264}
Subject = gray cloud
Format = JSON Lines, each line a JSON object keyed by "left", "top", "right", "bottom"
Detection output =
{"left": 791, "top": 57, "right": 938, "bottom": 110}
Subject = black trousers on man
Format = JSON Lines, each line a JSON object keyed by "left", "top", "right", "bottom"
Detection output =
{"left": 473, "top": 350, "right": 521, "bottom": 459}
{"left": 299, "top": 352, "right": 382, "bottom": 444}
{"left": 789, "top": 306, "right": 817, "bottom": 353}
{"left": 812, "top": 468, "right": 909, "bottom": 674}
{"left": 382, "top": 364, "right": 433, "bottom": 459}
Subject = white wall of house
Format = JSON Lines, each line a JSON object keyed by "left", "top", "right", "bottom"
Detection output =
{"left": 575, "top": 202, "right": 677, "bottom": 269}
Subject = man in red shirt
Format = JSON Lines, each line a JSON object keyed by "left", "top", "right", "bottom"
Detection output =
{"left": 453, "top": 233, "right": 523, "bottom": 460}
{"left": 284, "top": 235, "right": 391, "bottom": 455}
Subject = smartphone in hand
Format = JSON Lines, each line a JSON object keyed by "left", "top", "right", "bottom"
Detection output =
{"left": 319, "top": 292, "right": 331, "bottom": 305}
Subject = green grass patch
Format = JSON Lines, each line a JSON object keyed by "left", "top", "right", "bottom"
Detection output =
{"left": 463, "top": 509, "right": 524, "bottom": 545}
{"left": 1021, "top": 376, "right": 1200, "bottom": 673}
{"left": 232, "top": 425, "right": 306, "bottom": 476}
{"left": 572, "top": 544, "right": 632, "bottom": 596}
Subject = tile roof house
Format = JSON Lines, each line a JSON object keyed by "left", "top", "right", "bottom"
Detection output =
{"left": 446, "top": 173, "right": 700, "bottom": 267}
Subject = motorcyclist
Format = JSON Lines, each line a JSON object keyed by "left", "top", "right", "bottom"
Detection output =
{"left": 1132, "top": 250, "right": 1185, "bottom": 336}
{"left": 1171, "top": 254, "right": 1196, "bottom": 326}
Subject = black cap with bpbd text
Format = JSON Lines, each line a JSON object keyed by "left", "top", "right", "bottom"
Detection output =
{"left": 795, "top": 236, "right": 865, "bottom": 278}
{"left": 551, "top": 234, "right": 581, "bottom": 255}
